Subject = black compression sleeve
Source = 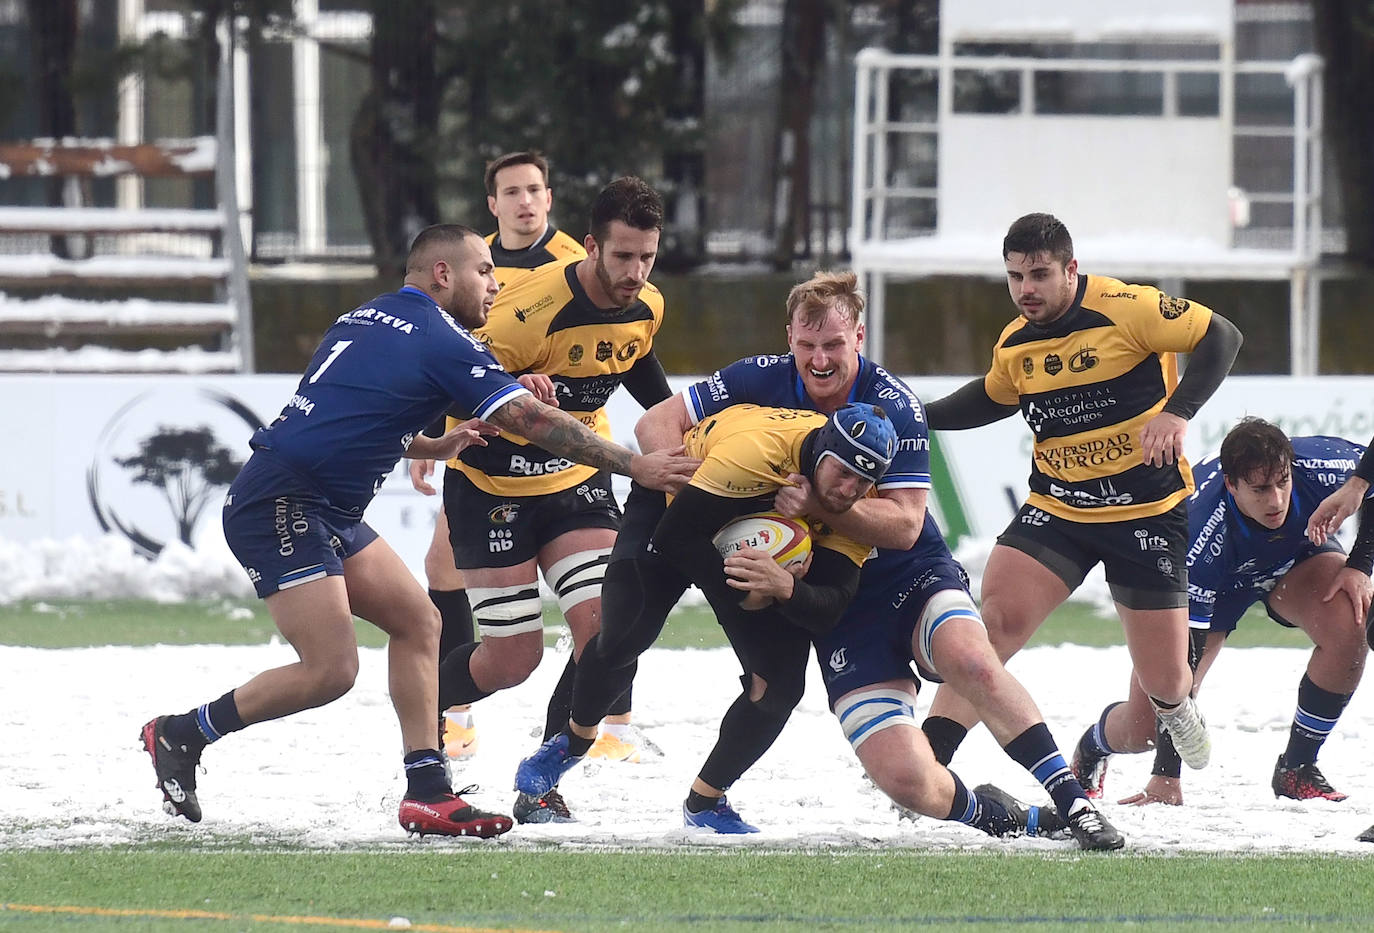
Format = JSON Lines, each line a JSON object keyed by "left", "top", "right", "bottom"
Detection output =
{"left": 1356, "top": 442, "right": 1374, "bottom": 484}
{"left": 924, "top": 377, "right": 1019, "bottom": 430}
{"left": 1161, "top": 313, "right": 1243, "bottom": 420}
{"left": 1188, "top": 627, "right": 1208, "bottom": 671}
{"left": 621, "top": 351, "right": 673, "bottom": 409}
{"left": 1345, "top": 498, "right": 1374, "bottom": 576}
{"left": 775, "top": 547, "right": 860, "bottom": 636}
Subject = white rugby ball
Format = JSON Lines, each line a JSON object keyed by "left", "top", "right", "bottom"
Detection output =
{"left": 711, "top": 511, "right": 812, "bottom": 570}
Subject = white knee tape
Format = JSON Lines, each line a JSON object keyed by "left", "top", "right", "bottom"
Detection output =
{"left": 835, "top": 688, "right": 917, "bottom": 751}
{"left": 469, "top": 584, "right": 544, "bottom": 638}
{"left": 915, "top": 588, "right": 984, "bottom": 678}
{"left": 545, "top": 548, "right": 611, "bottom": 615}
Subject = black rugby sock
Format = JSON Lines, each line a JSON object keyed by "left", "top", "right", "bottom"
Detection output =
{"left": 437, "top": 642, "right": 493, "bottom": 708}
{"left": 432, "top": 588, "right": 474, "bottom": 661}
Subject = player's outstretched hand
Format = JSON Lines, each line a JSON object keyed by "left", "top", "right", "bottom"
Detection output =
{"left": 408, "top": 458, "right": 438, "bottom": 495}
{"left": 630, "top": 446, "right": 701, "bottom": 494}
{"left": 1140, "top": 411, "right": 1187, "bottom": 467}
{"left": 411, "top": 418, "right": 500, "bottom": 462}
{"left": 1307, "top": 477, "right": 1369, "bottom": 545}
{"left": 1118, "top": 775, "right": 1183, "bottom": 806}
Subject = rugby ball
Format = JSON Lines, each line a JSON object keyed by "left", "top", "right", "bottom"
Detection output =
{"left": 711, "top": 511, "right": 812, "bottom": 571}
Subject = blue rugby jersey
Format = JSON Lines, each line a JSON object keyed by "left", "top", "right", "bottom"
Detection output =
{"left": 249, "top": 285, "right": 530, "bottom": 513}
{"left": 1187, "top": 435, "right": 1369, "bottom": 629}
{"left": 684, "top": 353, "right": 950, "bottom": 594}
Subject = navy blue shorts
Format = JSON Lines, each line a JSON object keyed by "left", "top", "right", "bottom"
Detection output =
{"left": 814, "top": 557, "right": 971, "bottom": 707}
{"left": 222, "top": 453, "right": 379, "bottom": 599}
{"left": 1207, "top": 540, "right": 1345, "bottom": 633}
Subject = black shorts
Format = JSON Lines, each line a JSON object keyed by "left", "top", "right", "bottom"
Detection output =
{"left": 444, "top": 469, "right": 621, "bottom": 569}
{"left": 997, "top": 501, "right": 1188, "bottom": 611}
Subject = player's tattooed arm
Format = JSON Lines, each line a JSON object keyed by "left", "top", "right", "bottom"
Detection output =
{"left": 489, "top": 393, "right": 630, "bottom": 470}
{"left": 487, "top": 393, "right": 699, "bottom": 490}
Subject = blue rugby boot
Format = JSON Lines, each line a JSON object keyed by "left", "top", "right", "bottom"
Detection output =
{"left": 683, "top": 796, "right": 759, "bottom": 834}
{"left": 515, "top": 732, "right": 583, "bottom": 796}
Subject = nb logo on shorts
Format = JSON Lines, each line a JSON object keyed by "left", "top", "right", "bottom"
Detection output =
{"left": 1021, "top": 508, "right": 1051, "bottom": 526}
{"left": 488, "top": 528, "right": 513, "bottom": 553}
{"left": 829, "top": 648, "right": 848, "bottom": 672}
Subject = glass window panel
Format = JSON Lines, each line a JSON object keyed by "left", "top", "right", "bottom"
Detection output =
{"left": 1177, "top": 72, "right": 1220, "bottom": 117}
{"left": 1035, "top": 70, "right": 1163, "bottom": 115}
{"left": 885, "top": 133, "right": 936, "bottom": 189}
{"left": 1235, "top": 19, "right": 1311, "bottom": 61}
{"left": 953, "top": 41, "right": 1219, "bottom": 61}
{"left": 250, "top": 41, "right": 297, "bottom": 240}
{"left": 1235, "top": 72, "right": 1293, "bottom": 126}
{"left": 142, "top": 70, "right": 194, "bottom": 209}
{"left": 320, "top": 47, "right": 368, "bottom": 247}
{"left": 887, "top": 68, "right": 938, "bottom": 122}
{"left": 953, "top": 68, "right": 1019, "bottom": 114}
{"left": 1233, "top": 133, "right": 1294, "bottom": 191}
{"left": 879, "top": 198, "right": 936, "bottom": 239}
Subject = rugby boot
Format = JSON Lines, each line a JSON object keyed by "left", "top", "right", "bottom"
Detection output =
{"left": 515, "top": 732, "right": 583, "bottom": 796}
{"left": 1272, "top": 756, "right": 1347, "bottom": 801}
{"left": 399, "top": 785, "right": 512, "bottom": 838}
{"left": 1065, "top": 801, "right": 1126, "bottom": 851}
{"left": 442, "top": 711, "right": 479, "bottom": 761}
{"left": 1071, "top": 745, "right": 1109, "bottom": 800}
{"left": 587, "top": 731, "right": 641, "bottom": 763}
{"left": 1358, "top": 824, "right": 1374, "bottom": 843}
{"left": 683, "top": 795, "right": 758, "bottom": 834}
{"left": 972, "top": 783, "right": 1067, "bottom": 838}
{"left": 513, "top": 788, "right": 575, "bottom": 824}
{"left": 1154, "top": 697, "right": 1211, "bottom": 769}
{"left": 140, "top": 716, "right": 204, "bottom": 823}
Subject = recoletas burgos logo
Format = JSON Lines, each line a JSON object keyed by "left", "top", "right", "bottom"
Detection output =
{"left": 87, "top": 387, "right": 262, "bottom": 558}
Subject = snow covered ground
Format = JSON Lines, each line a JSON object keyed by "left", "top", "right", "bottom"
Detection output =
{"left": 3, "top": 533, "right": 1371, "bottom": 855}
{"left": 6, "top": 633, "right": 1374, "bottom": 854}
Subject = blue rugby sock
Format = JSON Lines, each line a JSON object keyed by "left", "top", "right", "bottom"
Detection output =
{"left": 1282, "top": 674, "right": 1350, "bottom": 768}
{"left": 1005, "top": 722, "right": 1085, "bottom": 818}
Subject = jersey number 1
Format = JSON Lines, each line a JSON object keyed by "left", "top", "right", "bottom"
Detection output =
{"left": 308, "top": 340, "right": 353, "bottom": 384}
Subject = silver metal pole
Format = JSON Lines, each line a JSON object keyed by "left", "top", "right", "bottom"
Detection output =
{"left": 218, "top": 14, "right": 255, "bottom": 372}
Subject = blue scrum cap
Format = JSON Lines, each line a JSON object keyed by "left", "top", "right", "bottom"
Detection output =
{"left": 813, "top": 402, "right": 897, "bottom": 484}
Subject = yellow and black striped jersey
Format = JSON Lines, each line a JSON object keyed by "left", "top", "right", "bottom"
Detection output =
{"left": 486, "top": 225, "right": 586, "bottom": 292}
{"left": 451, "top": 260, "right": 665, "bottom": 496}
{"left": 984, "top": 273, "right": 1215, "bottom": 523}
{"left": 683, "top": 404, "right": 873, "bottom": 567}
